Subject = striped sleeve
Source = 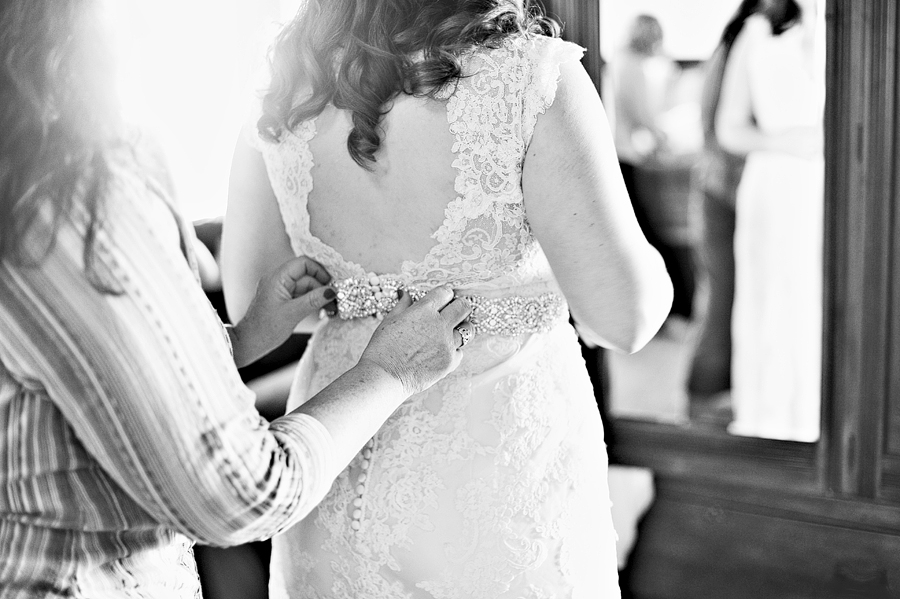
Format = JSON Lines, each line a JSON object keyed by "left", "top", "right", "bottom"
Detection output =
{"left": 0, "top": 170, "right": 337, "bottom": 546}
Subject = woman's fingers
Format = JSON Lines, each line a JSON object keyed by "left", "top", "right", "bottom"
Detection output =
{"left": 290, "top": 275, "right": 324, "bottom": 297}
{"left": 278, "top": 256, "right": 332, "bottom": 289}
{"left": 285, "top": 285, "right": 337, "bottom": 322}
{"left": 386, "top": 289, "right": 413, "bottom": 317}
{"left": 412, "top": 285, "right": 472, "bottom": 325}
{"left": 439, "top": 297, "right": 472, "bottom": 327}
{"left": 417, "top": 285, "right": 455, "bottom": 312}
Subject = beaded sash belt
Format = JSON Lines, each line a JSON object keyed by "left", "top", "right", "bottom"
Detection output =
{"left": 332, "top": 275, "right": 567, "bottom": 336}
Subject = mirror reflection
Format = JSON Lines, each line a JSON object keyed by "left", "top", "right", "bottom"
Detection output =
{"left": 600, "top": 0, "right": 826, "bottom": 442}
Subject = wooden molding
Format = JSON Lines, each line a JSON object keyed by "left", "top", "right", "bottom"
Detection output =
{"left": 880, "top": 455, "right": 900, "bottom": 502}
{"left": 822, "top": 0, "right": 898, "bottom": 500}
{"left": 609, "top": 419, "right": 821, "bottom": 493}
{"left": 654, "top": 476, "right": 900, "bottom": 536}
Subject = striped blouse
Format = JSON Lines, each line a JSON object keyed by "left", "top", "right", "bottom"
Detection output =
{"left": 0, "top": 164, "right": 338, "bottom": 598}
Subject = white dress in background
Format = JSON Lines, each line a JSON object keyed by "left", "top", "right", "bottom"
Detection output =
{"left": 253, "top": 36, "right": 621, "bottom": 599}
{"left": 727, "top": 16, "right": 825, "bottom": 442}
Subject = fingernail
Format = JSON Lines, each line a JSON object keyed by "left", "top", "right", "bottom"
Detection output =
{"left": 324, "top": 287, "right": 336, "bottom": 301}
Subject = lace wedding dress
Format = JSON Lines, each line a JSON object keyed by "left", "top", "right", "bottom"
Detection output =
{"left": 254, "top": 35, "right": 621, "bottom": 598}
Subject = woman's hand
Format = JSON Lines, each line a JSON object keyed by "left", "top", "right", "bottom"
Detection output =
{"left": 287, "top": 285, "right": 472, "bottom": 473}
{"left": 359, "top": 285, "right": 473, "bottom": 396}
{"left": 229, "top": 257, "right": 334, "bottom": 367}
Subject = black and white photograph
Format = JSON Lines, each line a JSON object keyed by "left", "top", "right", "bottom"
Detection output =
{"left": 0, "top": 1, "right": 897, "bottom": 598}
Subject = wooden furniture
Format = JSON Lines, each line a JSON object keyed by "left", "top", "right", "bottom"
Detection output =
{"left": 545, "top": 1, "right": 900, "bottom": 596}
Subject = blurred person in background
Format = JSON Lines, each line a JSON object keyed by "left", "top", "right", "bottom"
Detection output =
{"left": 613, "top": 14, "right": 696, "bottom": 325}
{"left": 0, "top": 1, "right": 471, "bottom": 596}
{"left": 716, "top": 0, "right": 824, "bottom": 441}
{"left": 686, "top": 0, "right": 760, "bottom": 425}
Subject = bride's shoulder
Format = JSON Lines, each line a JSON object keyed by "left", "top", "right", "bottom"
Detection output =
{"left": 464, "top": 35, "right": 583, "bottom": 85}
{"left": 472, "top": 35, "right": 578, "bottom": 61}
{"left": 524, "top": 35, "right": 583, "bottom": 57}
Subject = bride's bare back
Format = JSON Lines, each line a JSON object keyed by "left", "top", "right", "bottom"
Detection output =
{"left": 223, "top": 37, "right": 671, "bottom": 353}
{"left": 306, "top": 96, "right": 457, "bottom": 274}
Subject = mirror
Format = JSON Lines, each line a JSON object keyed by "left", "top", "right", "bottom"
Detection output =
{"left": 597, "top": 0, "right": 826, "bottom": 443}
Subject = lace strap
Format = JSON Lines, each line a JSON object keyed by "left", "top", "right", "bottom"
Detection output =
{"left": 255, "top": 123, "right": 316, "bottom": 257}
{"left": 256, "top": 121, "right": 369, "bottom": 280}
{"left": 239, "top": 118, "right": 311, "bottom": 259}
{"left": 521, "top": 37, "right": 586, "bottom": 146}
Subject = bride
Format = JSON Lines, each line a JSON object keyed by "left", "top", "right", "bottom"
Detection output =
{"left": 222, "top": 0, "right": 671, "bottom": 597}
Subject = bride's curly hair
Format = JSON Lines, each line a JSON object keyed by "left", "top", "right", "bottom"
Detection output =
{"left": 258, "top": 0, "right": 560, "bottom": 170}
{"left": 0, "top": 0, "right": 123, "bottom": 275}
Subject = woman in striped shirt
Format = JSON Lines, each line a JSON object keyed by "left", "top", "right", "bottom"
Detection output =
{"left": 0, "top": 1, "right": 472, "bottom": 596}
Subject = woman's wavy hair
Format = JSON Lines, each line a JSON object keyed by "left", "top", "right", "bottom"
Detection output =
{"left": 0, "top": 0, "right": 126, "bottom": 277}
{"left": 258, "top": 0, "right": 559, "bottom": 170}
{"left": 762, "top": 0, "right": 803, "bottom": 36}
{"left": 720, "top": 0, "right": 763, "bottom": 53}
{"left": 721, "top": 0, "right": 802, "bottom": 52}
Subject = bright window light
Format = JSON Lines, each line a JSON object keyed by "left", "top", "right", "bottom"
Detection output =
{"left": 108, "top": 0, "right": 300, "bottom": 220}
